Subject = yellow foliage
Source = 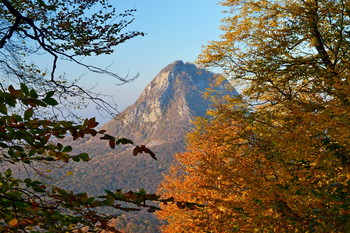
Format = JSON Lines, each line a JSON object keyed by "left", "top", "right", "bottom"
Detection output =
{"left": 66, "top": 171, "right": 74, "bottom": 175}
{"left": 158, "top": 0, "right": 350, "bottom": 232}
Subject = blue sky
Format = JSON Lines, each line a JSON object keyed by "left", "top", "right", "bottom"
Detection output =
{"left": 73, "top": 0, "right": 225, "bottom": 121}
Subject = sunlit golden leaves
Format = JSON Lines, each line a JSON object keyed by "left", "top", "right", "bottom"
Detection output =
{"left": 160, "top": 0, "right": 350, "bottom": 232}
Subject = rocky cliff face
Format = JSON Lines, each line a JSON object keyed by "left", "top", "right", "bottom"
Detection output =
{"left": 103, "top": 60, "right": 232, "bottom": 147}
{"left": 59, "top": 60, "right": 237, "bottom": 194}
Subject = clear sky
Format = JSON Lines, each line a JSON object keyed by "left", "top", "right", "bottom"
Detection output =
{"left": 72, "top": 0, "right": 225, "bottom": 122}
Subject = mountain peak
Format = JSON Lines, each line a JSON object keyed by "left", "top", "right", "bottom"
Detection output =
{"left": 143, "top": 60, "right": 215, "bottom": 97}
{"left": 98, "top": 61, "right": 238, "bottom": 155}
{"left": 158, "top": 60, "right": 200, "bottom": 75}
{"left": 76, "top": 61, "right": 238, "bottom": 192}
{"left": 172, "top": 59, "right": 185, "bottom": 66}
{"left": 128, "top": 61, "right": 221, "bottom": 126}
{"left": 161, "top": 60, "right": 185, "bottom": 71}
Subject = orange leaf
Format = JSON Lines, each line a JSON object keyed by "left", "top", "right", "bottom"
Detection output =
{"left": 8, "top": 219, "right": 19, "bottom": 227}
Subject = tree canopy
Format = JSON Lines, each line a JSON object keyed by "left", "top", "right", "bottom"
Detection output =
{"left": 157, "top": 0, "right": 350, "bottom": 232}
{"left": 0, "top": 0, "right": 163, "bottom": 232}
{"left": 0, "top": 0, "right": 144, "bottom": 117}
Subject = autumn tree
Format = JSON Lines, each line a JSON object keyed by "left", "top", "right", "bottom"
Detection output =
{"left": 158, "top": 0, "right": 350, "bottom": 232}
{"left": 0, "top": 0, "right": 162, "bottom": 232}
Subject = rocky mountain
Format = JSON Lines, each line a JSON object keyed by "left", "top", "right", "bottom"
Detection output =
{"left": 31, "top": 60, "right": 237, "bottom": 232}
{"left": 103, "top": 60, "right": 227, "bottom": 148}
{"left": 58, "top": 60, "right": 237, "bottom": 196}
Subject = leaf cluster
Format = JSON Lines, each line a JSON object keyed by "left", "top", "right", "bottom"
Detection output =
{"left": 0, "top": 83, "right": 161, "bottom": 232}
{"left": 0, "top": 0, "right": 144, "bottom": 57}
{"left": 158, "top": 0, "right": 350, "bottom": 232}
{"left": 0, "top": 0, "right": 144, "bottom": 119}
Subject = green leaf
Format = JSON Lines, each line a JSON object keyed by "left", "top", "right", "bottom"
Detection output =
{"left": 33, "top": 186, "right": 46, "bottom": 193}
{"left": 0, "top": 103, "right": 7, "bottom": 115}
{"left": 13, "top": 146, "right": 24, "bottom": 152}
{"left": 86, "top": 197, "right": 95, "bottom": 204}
{"left": 5, "top": 168, "right": 12, "bottom": 178}
{"left": 323, "top": 137, "right": 331, "bottom": 145}
{"left": 7, "top": 191, "right": 22, "bottom": 199}
{"left": 77, "top": 192, "right": 88, "bottom": 202}
{"left": 54, "top": 188, "right": 68, "bottom": 197}
{"left": 62, "top": 145, "right": 73, "bottom": 153}
{"left": 24, "top": 178, "right": 32, "bottom": 188}
{"left": 20, "top": 83, "right": 29, "bottom": 94}
{"left": 45, "top": 91, "right": 55, "bottom": 98}
{"left": 24, "top": 108, "right": 34, "bottom": 120}
{"left": 78, "top": 153, "right": 90, "bottom": 162}
{"left": 43, "top": 97, "right": 58, "bottom": 106}
{"left": 34, "top": 99, "right": 47, "bottom": 107}
{"left": 138, "top": 188, "right": 147, "bottom": 195}
{"left": 296, "top": 189, "right": 302, "bottom": 195}
{"left": 105, "top": 189, "right": 115, "bottom": 197}
{"left": 6, "top": 96, "right": 16, "bottom": 107}
{"left": 29, "top": 89, "right": 38, "bottom": 99}
{"left": 104, "top": 198, "right": 114, "bottom": 206}
{"left": 57, "top": 143, "right": 63, "bottom": 150}
{"left": 0, "top": 143, "right": 8, "bottom": 148}
{"left": 31, "top": 181, "right": 42, "bottom": 186}
{"left": 8, "top": 148, "right": 15, "bottom": 157}
{"left": 28, "top": 149, "right": 35, "bottom": 156}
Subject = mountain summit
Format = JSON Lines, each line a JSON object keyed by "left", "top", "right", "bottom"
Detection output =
{"left": 104, "top": 60, "right": 232, "bottom": 148}
{"left": 62, "top": 61, "right": 237, "bottom": 194}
